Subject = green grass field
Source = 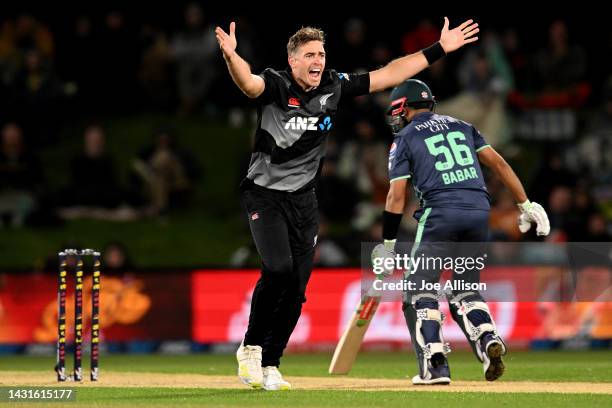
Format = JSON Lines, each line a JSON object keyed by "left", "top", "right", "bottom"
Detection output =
{"left": 3, "top": 388, "right": 607, "bottom": 408}
{"left": 1, "top": 351, "right": 611, "bottom": 407}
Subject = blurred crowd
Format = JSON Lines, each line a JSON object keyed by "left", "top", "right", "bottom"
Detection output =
{"left": 0, "top": 120, "right": 202, "bottom": 226}
{"left": 0, "top": 8, "right": 610, "bottom": 266}
{"left": 311, "top": 18, "right": 611, "bottom": 265}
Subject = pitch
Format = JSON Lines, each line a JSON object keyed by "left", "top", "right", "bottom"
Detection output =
{"left": 0, "top": 351, "right": 610, "bottom": 407}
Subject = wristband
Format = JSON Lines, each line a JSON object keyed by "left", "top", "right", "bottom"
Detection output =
{"left": 423, "top": 42, "right": 446, "bottom": 65}
{"left": 383, "top": 239, "right": 397, "bottom": 251}
{"left": 517, "top": 200, "right": 531, "bottom": 212}
{"left": 383, "top": 211, "right": 403, "bottom": 241}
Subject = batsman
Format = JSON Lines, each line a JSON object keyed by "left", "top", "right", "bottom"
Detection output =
{"left": 378, "top": 79, "right": 550, "bottom": 384}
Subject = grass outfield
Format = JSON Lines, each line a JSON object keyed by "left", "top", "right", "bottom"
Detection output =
{"left": 3, "top": 351, "right": 612, "bottom": 382}
{"left": 4, "top": 389, "right": 609, "bottom": 408}
{"left": 0, "top": 351, "right": 611, "bottom": 407}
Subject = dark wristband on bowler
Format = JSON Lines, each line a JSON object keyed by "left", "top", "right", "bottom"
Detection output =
{"left": 382, "top": 211, "right": 403, "bottom": 241}
{"left": 423, "top": 42, "right": 446, "bottom": 65}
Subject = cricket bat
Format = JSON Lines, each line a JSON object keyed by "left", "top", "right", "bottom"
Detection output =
{"left": 328, "top": 284, "right": 382, "bottom": 374}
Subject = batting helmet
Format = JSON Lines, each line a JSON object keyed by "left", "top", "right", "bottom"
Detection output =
{"left": 386, "top": 79, "right": 435, "bottom": 133}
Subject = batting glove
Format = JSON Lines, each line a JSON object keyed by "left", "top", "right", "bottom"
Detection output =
{"left": 517, "top": 200, "right": 550, "bottom": 236}
{"left": 371, "top": 240, "right": 396, "bottom": 277}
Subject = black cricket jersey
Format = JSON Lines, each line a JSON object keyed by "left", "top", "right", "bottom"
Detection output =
{"left": 244, "top": 68, "right": 370, "bottom": 192}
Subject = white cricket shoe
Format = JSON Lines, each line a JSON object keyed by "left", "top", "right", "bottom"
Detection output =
{"left": 262, "top": 366, "right": 291, "bottom": 391}
{"left": 236, "top": 342, "right": 263, "bottom": 389}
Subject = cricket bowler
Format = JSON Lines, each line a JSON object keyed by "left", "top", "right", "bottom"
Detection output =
{"left": 215, "top": 18, "right": 479, "bottom": 390}
{"left": 377, "top": 79, "right": 551, "bottom": 384}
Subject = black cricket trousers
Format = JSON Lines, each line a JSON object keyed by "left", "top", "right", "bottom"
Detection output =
{"left": 240, "top": 182, "right": 318, "bottom": 367}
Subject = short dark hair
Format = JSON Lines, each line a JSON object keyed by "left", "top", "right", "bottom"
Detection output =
{"left": 287, "top": 27, "right": 325, "bottom": 56}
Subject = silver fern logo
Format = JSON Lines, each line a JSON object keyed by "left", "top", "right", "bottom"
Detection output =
{"left": 319, "top": 93, "right": 334, "bottom": 109}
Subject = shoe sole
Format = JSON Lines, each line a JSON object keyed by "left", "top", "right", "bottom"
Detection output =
{"left": 412, "top": 377, "right": 451, "bottom": 385}
{"left": 263, "top": 384, "right": 291, "bottom": 391}
{"left": 485, "top": 343, "right": 505, "bottom": 382}
{"left": 239, "top": 377, "right": 262, "bottom": 389}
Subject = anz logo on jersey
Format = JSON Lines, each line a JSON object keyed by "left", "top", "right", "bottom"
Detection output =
{"left": 284, "top": 116, "right": 333, "bottom": 132}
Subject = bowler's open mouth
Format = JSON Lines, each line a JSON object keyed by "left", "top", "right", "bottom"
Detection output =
{"left": 308, "top": 68, "right": 321, "bottom": 80}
